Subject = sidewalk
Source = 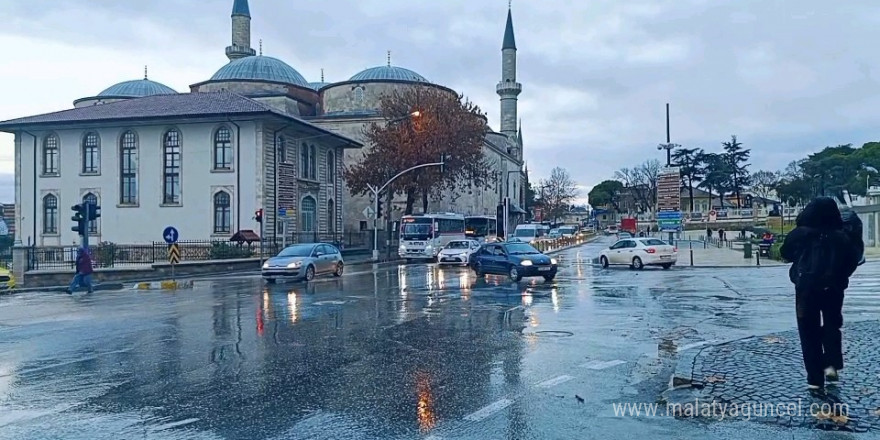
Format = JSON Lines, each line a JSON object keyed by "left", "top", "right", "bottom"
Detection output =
{"left": 666, "top": 320, "right": 880, "bottom": 432}
{"left": 676, "top": 230, "right": 784, "bottom": 268}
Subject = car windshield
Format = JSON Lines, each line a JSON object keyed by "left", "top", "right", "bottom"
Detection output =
{"left": 506, "top": 243, "right": 540, "bottom": 255}
{"left": 401, "top": 219, "right": 433, "bottom": 240}
{"left": 277, "top": 245, "right": 314, "bottom": 258}
{"left": 446, "top": 241, "right": 470, "bottom": 249}
{"left": 640, "top": 239, "right": 666, "bottom": 246}
{"left": 514, "top": 229, "right": 537, "bottom": 237}
{"left": 560, "top": 227, "right": 576, "bottom": 233}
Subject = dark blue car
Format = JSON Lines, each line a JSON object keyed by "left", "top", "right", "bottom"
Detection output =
{"left": 469, "top": 242, "right": 558, "bottom": 282}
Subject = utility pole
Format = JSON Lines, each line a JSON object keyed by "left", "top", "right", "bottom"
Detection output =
{"left": 656, "top": 103, "right": 678, "bottom": 245}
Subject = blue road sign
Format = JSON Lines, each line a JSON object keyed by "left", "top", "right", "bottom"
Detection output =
{"left": 657, "top": 211, "right": 682, "bottom": 219}
{"left": 163, "top": 226, "right": 179, "bottom": 244}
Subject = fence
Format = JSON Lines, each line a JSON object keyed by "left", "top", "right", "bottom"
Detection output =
{"left": 25, "top": 232, "right": 374, "bottom": 271}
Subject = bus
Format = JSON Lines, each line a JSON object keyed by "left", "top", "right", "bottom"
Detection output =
{"left": 398, "top": 213, "right": 466, "bottom": 260}
{"left": 464, "top": 215, "right": 498, "bottom": 242}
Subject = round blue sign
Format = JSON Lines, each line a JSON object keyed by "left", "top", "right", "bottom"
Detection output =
{"left": 163, "top": 226, "right": 179, "bottom": 244}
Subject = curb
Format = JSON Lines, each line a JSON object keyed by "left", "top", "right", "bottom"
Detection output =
{"left": 2, "top": 283, "right": 126, "bottom": 295}
{"left": 134, "top": 280, "right": 194, "bottom": 290}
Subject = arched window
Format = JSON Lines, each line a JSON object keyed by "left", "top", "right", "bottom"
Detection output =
{"left": 277, "top": 136, "right": 286, "bottom": 163}
{"left": 214, "top": 127, "right": 232, "bottom": 170}
{"left": 353, "top": 87, "right": 365, "bottom": 107}
{"left": 82, "top": 132, "right": 100, "bottom": 174}
{"left": 300, "top": 142, "right": 309, "bottom": 178}
{"left": 300, "top": 196, "right": 317, "bottom": 233}
{"left": 42, "top": 135, "right": 59, "bottom": 175}
{"left": 83, "top": 193, "right": 98, "bottom": 234}
{"left": 213, "top": 191, "right": 231, "bottom": 234}
{"left": 327, "top": 199, "right": 335, "bottom": 234}
{"left": 119, "top": 131, "right": 138, "bottom": 205}
{"left": 42, "top": 194, "right": 58, "bottom": 234}
{"left": 162, "top": 129, "right": 181, "bottom": 204}
{"left": 327, "top": 150, "right": 335, "bottom": 183}
{"left": 309, "top": 145, "right": 317, "bottom": 179}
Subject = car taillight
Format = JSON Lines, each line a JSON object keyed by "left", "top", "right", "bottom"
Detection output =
{"left": 673, "top": 247, "right": 678, "bottom": 252}
{"left": 646, "top": 248, "right": 656, "bottom": 254}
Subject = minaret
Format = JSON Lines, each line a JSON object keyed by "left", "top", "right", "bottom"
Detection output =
{"left": 226, "top": 0, "right": 256, "bottom": 61}
{"left": 496, "top": 5, "right": 521, "bottom": 138}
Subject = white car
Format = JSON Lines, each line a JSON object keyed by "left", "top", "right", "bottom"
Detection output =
{"left": 599, "top": 238, "right": 677, "bottom": 270}
{"left": 438, "top": 239, "right": 481, "bottom": 265}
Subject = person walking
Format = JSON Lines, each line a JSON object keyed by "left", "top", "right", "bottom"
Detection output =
{"left": 780, "top": 197, "right": 861, "bottom": 390}
{"left": 66, "top": 247, "right": 94, "bottom": 294}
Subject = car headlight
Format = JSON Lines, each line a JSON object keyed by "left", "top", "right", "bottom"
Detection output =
{"left": 520, "top": 260, "right": 533, "bottom": 266}
{"left": 287, "top": 261, "right": 302, "bottom": 268}
{"left": 550, "top": 258, "right": 558, "bottom": 265}
{"left": 262, "top": 262, "right": 269, "bottom": 269}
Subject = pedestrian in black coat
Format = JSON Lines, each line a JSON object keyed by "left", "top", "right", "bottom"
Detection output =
{"left": 780, "top": 197, "right": 861, "bottom": 390}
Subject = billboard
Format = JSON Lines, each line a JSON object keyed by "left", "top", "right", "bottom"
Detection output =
{"left": 656, "top": 166, "right": 681, "bottom": 211}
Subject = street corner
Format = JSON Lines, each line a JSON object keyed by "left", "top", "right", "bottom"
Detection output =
{"left": 134, "top": 280, "right": 195, "bottom": 291}
{"left": 665, "top": 320, "right": 880, "bottom": 432}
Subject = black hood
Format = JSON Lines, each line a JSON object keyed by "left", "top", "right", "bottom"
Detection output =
{"left": 796, "top": 196, "right": 843, "bottom": 230}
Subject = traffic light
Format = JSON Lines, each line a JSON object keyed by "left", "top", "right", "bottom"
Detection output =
{"left": 71, "top": 203, "right": 86, "bottom": 236}
{"left": 376, "top": 193, "right": 384, "bottom": 219}
{"left": 255, "top": 209, "right": 263, "bottom": 223}
{"left": 87, "top": 203, "right": 100, "bottom": 221}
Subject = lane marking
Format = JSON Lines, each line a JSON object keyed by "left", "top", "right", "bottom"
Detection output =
{"left": 535, "top": 375, "right": 573, "bottom": 388}
{"left": 579, "top": 359, "right": 626, "bottom": 370}
{"left": 463, "top": 398, "right": 514, "bottom": 422}
{"left": 677, "top": 340, "right": 716, "bottom": 352}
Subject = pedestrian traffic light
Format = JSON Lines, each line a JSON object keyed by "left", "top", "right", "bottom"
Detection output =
{"left": 71, "top": 203, "right": 86, "bottom": 236}
{"left": 87, "top": 203, "right": 100, "bottom": 221}
{"left": 255, "top": 209, "right": 263, "bottom": 223}
{"left": 376, "top": 193, "right": 384, "bottom": 219}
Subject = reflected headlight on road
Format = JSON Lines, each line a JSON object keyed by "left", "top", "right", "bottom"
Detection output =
{"left": 287, "top": 261, "right": 303, "bottom": 268}
{"left": 550, "top": 258, "right": 558, "bottom": 265}
{"left": 262, "top": 262, "right": 269, "bottom": 269}
{"left": 520, "top": 260, "right": 533, "bottom": 266}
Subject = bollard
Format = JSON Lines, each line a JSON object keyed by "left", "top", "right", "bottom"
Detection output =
{"left": 756, "top": 249, "right": 761, "bottom": 266}
{"left": 689, "top": 241, "right": 694, "bottom": 266}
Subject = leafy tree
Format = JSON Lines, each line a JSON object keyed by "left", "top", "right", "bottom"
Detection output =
{"left": 539, "top": 167, "right": 579, "bottom": 222}
{"left": 588, "top": 180, "right": 624, "bottom": 212}
{"left": 343, "top": 86, "right": 492, "bottom": 214}
{"left": 672, "top": 147, "right": 704, "bottom": 212}
{"left": 721, "top": 135, "right": 751, "bottom": 207}
{"left": 698, "top": 153, "right": 731, "bottom": 208}
{"left": 748, "top": 170, "right": 779, "bottom": 201}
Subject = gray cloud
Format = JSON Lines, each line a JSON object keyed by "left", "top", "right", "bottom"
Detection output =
{"left": 1, "top": 0, "right": 880, "bottom": 202}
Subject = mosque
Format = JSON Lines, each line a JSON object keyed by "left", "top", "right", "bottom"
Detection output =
{"left": 0, "top": 0, "right": 526, "bottom": 248}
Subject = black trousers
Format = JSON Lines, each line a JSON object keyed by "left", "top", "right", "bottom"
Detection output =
{"left": 795, "top": 288, "right": 845, "bottom": 387}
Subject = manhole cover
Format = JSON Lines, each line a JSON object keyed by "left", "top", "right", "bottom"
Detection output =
{"left": 525, "top": 331, "right": 574, "bottom": 338}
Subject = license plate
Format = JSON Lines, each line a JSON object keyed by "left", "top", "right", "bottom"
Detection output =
{"left": 660, "top": 255, "right": 671, "bottom": 259}
{"left": 538, "top": 267, "right": 552, "bottom": 271}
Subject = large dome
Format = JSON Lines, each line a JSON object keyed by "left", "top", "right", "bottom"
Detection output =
{"left": 211, "top": 56, "right": 310, "bottom": 88}
{"left": 349, "top": 65, "right": 428, "bottom": 83}
{"left": 98, "top": 79, "right": 177, "bottom": 97}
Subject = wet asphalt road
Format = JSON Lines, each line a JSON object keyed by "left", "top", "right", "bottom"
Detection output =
{"left": 2, "top": 237, "right": 880, "bottom": 439}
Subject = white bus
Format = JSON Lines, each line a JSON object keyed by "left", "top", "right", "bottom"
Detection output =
{"left": 465, "top": 215, "right": 498, "bottom": 243}
{"left": 399, "top": 213, "right": 466, "bottom": 260}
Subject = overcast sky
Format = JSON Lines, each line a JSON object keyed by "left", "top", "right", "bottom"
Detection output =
{"left": 1, "top": 0, "right": 879, "bottom": 205}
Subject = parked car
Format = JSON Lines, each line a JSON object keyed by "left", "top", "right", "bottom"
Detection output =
{"left": 469, "top": 242, "right": 558, "bottom": 282}
{"left": 0, "top": 267, "right": 15, "bottom": 290}
{"left": 548, "top": 229, "right": 562, "bottom": 239}
{"left": 604, "top": 225, "right": 619, "bottom": 235}
{"left": 262, "top": 243, "right": 344, "bottom": 283}
{"left": 438, "top": 239, "right": 481, "bottom": 265}
{"left": 617, "top": 232, "right": 633, "bottom": 239}
{"left": 599, "top": 238, "right": 677, "bottom": 270}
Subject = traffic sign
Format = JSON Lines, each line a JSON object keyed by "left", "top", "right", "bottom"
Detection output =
{"left": 163, "top": 226, "right": 179, "bottom": 244}
{"left": 168, "top": 243, "right": 180, "bottom": 265}
{"left": 362, "top": 206, "right": 375, "bottom": 219}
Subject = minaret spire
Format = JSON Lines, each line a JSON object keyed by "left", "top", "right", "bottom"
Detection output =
{"left": 226, "top": 0, "right": 256, "bottom": 61}
{"left": 496, "top": 5, "right": 522, "bottom": 139}
{"left": 144, "top": 65, "right": 148, "bottom": 80}
{"left": 387, "top": 50, "right": 392, "bottom": 67}
{"left": 321, "top": 68, "right": 325, "bottom": 82}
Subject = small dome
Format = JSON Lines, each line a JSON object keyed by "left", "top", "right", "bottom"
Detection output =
{"left": 211, "top": 56, "right": 310, "bottom": 88}
{"left": 349, "top": 65, "right": 428, "bottom": 83}
{"left": 98, "top": 79, "right": 177, "bottom": 98}
{"left": 309, "top": 81, "right": 331, "bottom": 90}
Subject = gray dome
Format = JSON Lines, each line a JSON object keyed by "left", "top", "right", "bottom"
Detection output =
{"left": 211, "top": 56, "right": 310, "bottom": 88}
{"left": 349, "top": 65, "right": 428, "bottom": 83}
{"left": 98, "top": 79, "right": 177, "bottom": 97}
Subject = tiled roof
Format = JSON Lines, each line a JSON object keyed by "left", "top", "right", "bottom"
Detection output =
{"left": 0, "top": 92, "right": 362, "bottom": 146}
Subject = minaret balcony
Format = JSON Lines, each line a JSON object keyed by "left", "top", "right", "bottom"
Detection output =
{"left": 226, "top": 45, "right": 256, "bottom": 58}
{"left": 496, "top": 82, "right": 522, "bottom": 95}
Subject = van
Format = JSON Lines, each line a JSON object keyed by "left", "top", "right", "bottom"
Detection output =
{"left": 512, "top": 224, "right": 546, "bottom": 243}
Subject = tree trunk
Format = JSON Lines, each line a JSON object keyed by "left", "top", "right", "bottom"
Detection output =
{"left": 404, "top": 188, "right": 416, "bottom": 215}
{"left": 421, "top": 189, "right": 429, "bottom": 213}
{"left": 688, "top": 182, "right": 695, "bottom": 212}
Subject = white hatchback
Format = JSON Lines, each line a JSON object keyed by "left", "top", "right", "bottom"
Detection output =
{"left": 438, "top": 239, "right": 481, "bottom": 265}
{"left": 599, "top": 238, "right": 677, "bottom": 270}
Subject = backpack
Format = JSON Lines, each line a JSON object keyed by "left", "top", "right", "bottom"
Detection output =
{"left": 840, "top": 208, "right": 865, "bottom": 265}
{"left": 796, "top": 233, "right": 837, "bottom": 291}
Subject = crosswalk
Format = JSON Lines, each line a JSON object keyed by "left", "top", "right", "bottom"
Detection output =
{"left": 844, "top": 264, "right": 880, "bottom": 314}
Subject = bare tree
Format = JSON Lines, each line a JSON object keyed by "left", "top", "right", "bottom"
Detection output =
{"left": 749, "top": 170, "right": 779, "bottom": 201}
{"left": 539, "top": 167, "right": 579, "bottom": 222}
{"left": 614, "top": 159, "right": 661, "bottom": 212}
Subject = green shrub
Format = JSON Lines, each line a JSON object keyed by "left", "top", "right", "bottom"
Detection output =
{"left": 209, "top": 242, "right": 252, "bottom": 259}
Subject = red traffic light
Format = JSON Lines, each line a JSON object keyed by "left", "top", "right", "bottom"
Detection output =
{"left": 255, "top": 209, "right": 263, "bottom": 223}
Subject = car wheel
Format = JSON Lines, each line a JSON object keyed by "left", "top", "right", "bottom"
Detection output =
{"left": 509, "top": 266, "right": 522, "bottom": 282}
{"left": 304, "top": 265, "right": 316, "bottom": 282}
{"left": 543, "top": 274, "right": 556, "bottom": 281}
{"left": 632, "top": 257, "right": 644, "bottom": 270}
{"left": 474, "top": 262, "right": 484, "bottom": 277}
{"left": 334, "top": 262, "right": 344, "bottom": 277}
{"left": 661, "top": 263, "right": 672, "bottom": 270}
{"left": 600, "top": 256, "right": 609, "bottom": 268}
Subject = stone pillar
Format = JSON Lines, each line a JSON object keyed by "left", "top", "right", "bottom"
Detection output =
{"left": 12, "top": 245, "right": 27, "bottom": 286}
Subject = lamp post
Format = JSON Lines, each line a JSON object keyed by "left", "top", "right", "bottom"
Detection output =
{"left": 863, "top": 165, "right": 878, "bottom": 202}
{"left": 656, "top": 103, "right": 680, "bottom": 244}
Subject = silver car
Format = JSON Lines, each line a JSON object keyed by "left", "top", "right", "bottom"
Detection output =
{"left": 438, "top": 239, "right": 481, "bottom": 265}
{"left": 262, "top": 243, "right": 344, "bottom": 283}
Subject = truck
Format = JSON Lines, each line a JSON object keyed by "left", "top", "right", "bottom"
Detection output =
{"left": 620, "top": 218, "right": 637, "bottom": 234}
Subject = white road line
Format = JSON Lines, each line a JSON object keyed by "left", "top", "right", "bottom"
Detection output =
{"left": 535, "top": 375, "right": 574, "bottom": 388}
{"left": 677, "top": 341, "right": 715, "bottom": 352}
{"left": 579, "top": 359, "right": 626, "bottom": 370}
{"left": 463, "top": 398, "right": 514, "bottom": 422}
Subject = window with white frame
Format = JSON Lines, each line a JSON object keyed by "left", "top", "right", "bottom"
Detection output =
{"left": 328, "top": 199, "right": 335, "bottom": 233}
{"left": 301, "top": 196, "right": 317, "bottom": 233}
{"left": 309, "top": 145, "right": 317, "bottom": 179}
{"left": 162, "top": 129, "right": 181, "bottom": 204}
{"left": 300, "top": 142, "right": 309, "bottom": 178}
{"left": 43, "top": 194, "right": 58, "bottom": 234}
{"left": 82, "top": 132, "right": 100, "bottom": 174}
{"left": 327, "top": 150, "right": 335, "bottom": 183}
{"left": 42, "top": 135, "right": 59, "bottom": 175}
{"left": 214, "top": 127, "right": 232, "bottom": 170}
{"left": 120, "top": 131, "right": 138, "bottom": 205}
{"left": 213, "top": 191, "right": 231, "bottom": 234}
{"left": 83, "top": 193, "right": 98, "bottom": 234}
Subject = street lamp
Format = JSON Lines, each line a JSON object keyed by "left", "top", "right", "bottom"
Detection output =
{"left": 657, "top": 143, "right": 680, "bottom": 167}
{"left": 863, "top": 165, "right": 878, "bottom": 201}
{"left": 388, "top": 111, "right": 422, "bottom": 124}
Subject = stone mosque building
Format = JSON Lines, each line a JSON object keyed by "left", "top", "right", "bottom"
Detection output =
{"left": 0, "top": 0, "right": 526, "bottom": 247}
